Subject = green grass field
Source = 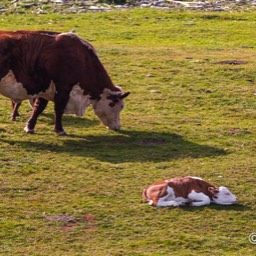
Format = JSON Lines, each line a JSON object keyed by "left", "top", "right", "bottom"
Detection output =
{"left": 0, "top": 9, "right": 255, "bottom": 255}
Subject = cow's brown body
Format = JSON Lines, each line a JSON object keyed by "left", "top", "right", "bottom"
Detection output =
{"left": 0, "top": 30, "right": 129, "bottom": 134}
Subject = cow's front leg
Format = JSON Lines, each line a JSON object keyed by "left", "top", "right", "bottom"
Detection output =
{"left": 54, "top": 92, "right": 70, "bottom": 136}
{"left": 54, "top": 112, "right": 66, "bottom": 136}
{"left": 24, "top": 98, "right": 48, "bottom": 133}
{"left": 156, "top": 200, "right": 182, "bottom": 207}
{"left": 187, "top": 191, "right": 211, "bottom": 206}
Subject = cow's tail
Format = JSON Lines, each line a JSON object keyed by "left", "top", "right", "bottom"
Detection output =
{"left": 142, "top": 189, "right": 148, "bottom": 202}
{"left": 142, "top": 188, "right": 154, "bottom": 205}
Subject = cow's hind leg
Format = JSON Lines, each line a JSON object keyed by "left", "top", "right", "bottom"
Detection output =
{"left": 10, "top": 101, "right": 21, "bottom": 121}
{"left": 24, "top": 98, "right": 48, "bottom": 133}
{"left": 154, "top": 186, "right": 186, "bottom": 207}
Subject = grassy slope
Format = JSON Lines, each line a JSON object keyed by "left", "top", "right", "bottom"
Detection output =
{"left": 0, "top": 9, "right": 255, "bottom": 255}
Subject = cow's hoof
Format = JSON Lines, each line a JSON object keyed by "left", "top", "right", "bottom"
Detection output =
{"left": 55, "top": 130, "right": 67, "bottom": 136}
{"left": 24, "top": 126, "right": 35, "bottom": 134}
{"left": 10, "top": 114, "right": 19, "bottom": 121}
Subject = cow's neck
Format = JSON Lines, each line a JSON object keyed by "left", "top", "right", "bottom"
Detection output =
{"left": 86, "top": 70, "right": 120, "bottom": 100}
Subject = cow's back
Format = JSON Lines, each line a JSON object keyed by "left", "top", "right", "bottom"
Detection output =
{"left": 0, "top": 30, "right": 61, "bottom": 98}
{"left": 167, "top": 177, "right": 214, "bottom": 199}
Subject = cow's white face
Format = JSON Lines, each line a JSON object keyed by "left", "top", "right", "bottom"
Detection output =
{"left": 91, "top": 89, "right": 129, "bottom": 130}
{"left": 210, "top": 186, "right": 238, "bottom": 205}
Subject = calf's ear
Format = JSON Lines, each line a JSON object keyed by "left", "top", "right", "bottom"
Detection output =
{"left": 208, "top": 187, "right": 219, "bottom": 194}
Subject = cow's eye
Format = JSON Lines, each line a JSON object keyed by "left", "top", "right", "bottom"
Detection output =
{"left": 225, "top": 192, "right": 230, "bottom": 196}
{"left": 109, "top": 102, "right": 115, "bottom": 107}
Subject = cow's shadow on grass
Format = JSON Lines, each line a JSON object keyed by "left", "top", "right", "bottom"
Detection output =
{"left": 69, "top": 130, "right": 227, "bottom": 163}
{"left": 1, "top": 129, "right": 227, "bottom": 163}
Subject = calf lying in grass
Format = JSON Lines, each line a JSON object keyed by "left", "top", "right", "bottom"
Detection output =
{"left": 143, "top": 176, "right": 238, "bottom": 207}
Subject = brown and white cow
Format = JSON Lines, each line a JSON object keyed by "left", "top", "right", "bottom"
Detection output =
{"left": 143, "top": 176, "right": 238, "bottom": 207}
{"left": 0, "top": 30, "right": 129, "bottom": 135}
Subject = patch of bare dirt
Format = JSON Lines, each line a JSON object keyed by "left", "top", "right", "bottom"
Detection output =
{"left": 217, "top": 60, "right": 248, "bottom": 65}
{"left": 226, "top": 128, "right": 251, "bottom": 136}
{"left": 45, "top": 214, "right": 97, "bottom": 232}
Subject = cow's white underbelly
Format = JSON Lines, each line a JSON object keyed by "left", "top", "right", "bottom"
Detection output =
{"left": 0, "top": 70, "right": 90, "bottom": 116}
{"left": 0, "top": 70, "right": 56, "bottom": 102}
{"left": 38, "top": 82, "right": 56, "bottom": 101}
{"left": 0, "top": 70, "right": 32, "bottom": 102}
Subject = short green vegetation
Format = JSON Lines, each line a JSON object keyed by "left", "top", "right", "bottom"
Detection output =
{"left": 0, "top": 9, "right": 255, "bottom": 255}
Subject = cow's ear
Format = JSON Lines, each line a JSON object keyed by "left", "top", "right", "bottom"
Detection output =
{"left": 107, "top": 92, "right": 129, "bottom": 102}
{"left": 107, "top": 94, "right": 119, "bottom": 102}
{"left": 208, "top": 187, "right": 219, "bottom": 194}
{"left": 119, "top": 92, "right": 130, "bottom": 100}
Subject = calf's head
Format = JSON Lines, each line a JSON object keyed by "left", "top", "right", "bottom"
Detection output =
{"left": 209, "top": 186, "right": 238, "bottom": 205}
{"left": 91, "top": 88, "right": 130, "bottom": 130}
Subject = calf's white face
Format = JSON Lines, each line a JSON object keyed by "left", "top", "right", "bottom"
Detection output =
{"left": 210, "top": 186, "right": 238, "bottom": 205}
{"left": 91, "top": 89, "right": 129, "bottom": 130}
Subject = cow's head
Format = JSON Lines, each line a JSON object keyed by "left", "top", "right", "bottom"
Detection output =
{"left": 91, "top": 88, "right": 130, "bottom": 130}
{"left": 209, "top": 186, "right": 238, "bottom": 205}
